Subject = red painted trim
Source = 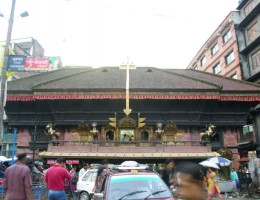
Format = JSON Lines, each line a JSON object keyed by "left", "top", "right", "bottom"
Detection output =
{"left": 220, "top": 96, "right": 260, "bottom": 101}
{"left": 6, "top": 94, "right": 260, "bottom": 101}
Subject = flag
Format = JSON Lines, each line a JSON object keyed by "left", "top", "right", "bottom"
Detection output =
{"left": 0, "top": 45, "right": 15, "bottom": 78}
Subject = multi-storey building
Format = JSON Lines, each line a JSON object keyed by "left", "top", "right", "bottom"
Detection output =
{"left": 187, "top": 0, "right": 260, "bottom": 84}
{"left": 187, "top": 11, "right": 242, "bottom": 79}
{"left": 187, "top": 0, "right": 260, "bottom": 160}
{"left": 236, "top": 0, "right": 260, "bottom": 84}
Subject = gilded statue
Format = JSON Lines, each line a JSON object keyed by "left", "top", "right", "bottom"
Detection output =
{"left": 200, "top": 124, "right": 216, "bottom": 146}
{"left": 45, "top": 123, "right": 60, "bottom": 140}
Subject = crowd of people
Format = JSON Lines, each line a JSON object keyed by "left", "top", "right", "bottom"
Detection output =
{"left": 158, "top": 159, "right": 247, "bottom": 200}
{"left": 1, "top": 153, "right": 253, "bottom": 200}
{"left": 1, "top": 154, "right": 110, "bottom": 200}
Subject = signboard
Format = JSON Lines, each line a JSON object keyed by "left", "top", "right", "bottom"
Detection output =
{"left": 7, "top": 55, "right": 26, "bottom": 71}
{"left": 47, "top": 159, "right": 79, "bottom": 165}
{"left": 47, "top": 159, "right": 56, "bottom": 165}
{"left": 25, "top": 57, "right": 50, "bottom": 72}
{"left": 7, "top": 56, "right": 50, "bottom": 72}
{"left": 66, "top": 160, "right": 79, "bottom": 165}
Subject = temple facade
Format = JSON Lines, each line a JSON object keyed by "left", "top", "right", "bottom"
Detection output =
{"left": 4, "top": 67, "right": 260, "bottom": 164}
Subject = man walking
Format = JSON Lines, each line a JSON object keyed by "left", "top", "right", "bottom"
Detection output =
{"left": 96, "top": 159, "right": 109, "bottom": 185}
{"left": 174, "top": 162, "right": 206, "bottom": 200}
{"left": 160, "top": 159, "right": 175, "bottom": 188}
{"left": 78, "top": 163, "right": 89, "bottom": 178}
{"left": 5, "top": 153, "right": 32, "bottom": 200}
{"left": 45, "top": 157, "right": 72, "bottom": 200}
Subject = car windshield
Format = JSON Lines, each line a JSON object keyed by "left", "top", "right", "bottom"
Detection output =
{"left": 107, "top": 174, "right": 173, "bottom": 200}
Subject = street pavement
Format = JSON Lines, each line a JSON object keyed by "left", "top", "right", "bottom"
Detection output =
{"left": 212, "top": 192, "right": 259, "bottom": 199}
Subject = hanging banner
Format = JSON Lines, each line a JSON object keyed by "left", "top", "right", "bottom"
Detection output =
{"left": 47, "top": 159, "right": 80, "bottom": 165}
{"left": 47, "top": 159, "right": 56, "bottom": 165}
{"left": 66, "top": 160, "right": 80, "bottom": 165}
{"left": 24, "top": 57, "right": 50, "bottom": 72}
{"left": 7, "top": 55, "right": 26, "bottom": 71}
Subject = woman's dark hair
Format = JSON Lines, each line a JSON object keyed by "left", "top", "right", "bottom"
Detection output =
{"left": 209, "top": 167, "right": 216, "bottom": 172}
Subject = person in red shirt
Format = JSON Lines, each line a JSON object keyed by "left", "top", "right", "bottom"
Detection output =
{"left": 45, "top": 157, "right": 72, "bottom": 200}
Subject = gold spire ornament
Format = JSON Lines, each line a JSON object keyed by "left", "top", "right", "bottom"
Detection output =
{"left": 120, "top": 58, "right": 136, "bottom": 116}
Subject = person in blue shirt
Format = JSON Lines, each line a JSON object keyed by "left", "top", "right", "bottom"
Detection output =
{"left": 230, "top": 168, "right": 239, "bottom": 189}
{"left": 121, "top": 134, "right": 129, "bottom": 141}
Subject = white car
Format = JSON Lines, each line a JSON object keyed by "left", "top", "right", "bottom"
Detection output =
{"left": 76, "top": 169, "right": 98, "bottom": 200}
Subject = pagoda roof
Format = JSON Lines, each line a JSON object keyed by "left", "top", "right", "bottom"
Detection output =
{"left": 7, "top": 67, "right": 260, "bottom": 101}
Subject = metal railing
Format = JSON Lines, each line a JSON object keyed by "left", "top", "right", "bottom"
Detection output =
{"left": 49, "top": 140, "right": 206, "bottom": 147}
{"left": 0, "top": 183, "right": 47, "bottom": 200}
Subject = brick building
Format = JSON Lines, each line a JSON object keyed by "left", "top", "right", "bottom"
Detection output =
{"left": 4, "top": 67, "right": 260, "bottom": 164}
{"left": 187, "top": 11, "right": 242, "bottom": 79}
{"left": 187, "top": 0, "right": 260, "bottom": 84}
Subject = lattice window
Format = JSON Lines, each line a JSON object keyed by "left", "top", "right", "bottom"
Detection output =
{"left": 244, "top": 0, "right": 256, "bottom": 16}
{"left": 247, "top": 22, "right": 258, "bottom": 42}
{"left": 252, "top": 49, "right": 260, "bottom": 69}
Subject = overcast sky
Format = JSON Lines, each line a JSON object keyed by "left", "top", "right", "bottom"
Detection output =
{"left": 0, "top": 0, "right": 239, "bottom": 68}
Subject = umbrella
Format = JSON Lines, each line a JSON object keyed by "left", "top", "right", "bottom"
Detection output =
{"left": 206, "top": 156, "right": 232, "bottom": 166}
{"left": 199, "top": 160, "right": 220, "bottom": 169}
{"left": 120, "top": 161, "right": 139, "bottom": 167}
{"left": 0, "top": 156, "right": 7, "bottom": 162}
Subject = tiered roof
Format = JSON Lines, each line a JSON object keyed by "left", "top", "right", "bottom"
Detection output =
{"left": 7, "top": 67, "right": 260, "bottom": 101}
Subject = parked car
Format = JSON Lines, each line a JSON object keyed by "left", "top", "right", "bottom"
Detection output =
{"left": 76, "top": 169, "right": 98, "bottom": 200}
{"left": 93, "top": 161, "right": 175, "bottom": 200}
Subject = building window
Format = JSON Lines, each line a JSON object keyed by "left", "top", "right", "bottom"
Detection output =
{"left": 223, "top": 30, "right": 232, "bottom": 43}
{"left": 213, "top": 63, "right": 221, "bottom": 74}
{"left": 241, "top": 125, "right": 254, "bottom": 142}
{"left": 247, "top": 22, "right": 258, "bottom": 42}
{"left": 1, "top": 143, "right": 14, "bottom": 158}
{"left": 200, "top": 56, "right": 206, "bottom": 66}
{"left": 231, "top": 73, "right": 237, "bottom": 79}
{"left": 252, "top": 49, "right": 260, "bottom": 70}
{"left": 225, "top": 51, "right": 235, "bottom": 65}
{"left": 211, "top": 43, "right": 219, "bottom": 55}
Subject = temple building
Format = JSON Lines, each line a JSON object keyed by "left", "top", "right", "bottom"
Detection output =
{"left": 4, "top": 66, "right": 260, "bottom": 164}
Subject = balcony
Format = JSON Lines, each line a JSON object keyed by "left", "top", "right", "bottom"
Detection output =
{"left": 38, "top": 139, "right": 218, "bottom": 159}
{"left": 237, "top": 2, "right": 260, "bottom": 27}
{"left": 240, "top": 35, "right": 260, "bottom": 54}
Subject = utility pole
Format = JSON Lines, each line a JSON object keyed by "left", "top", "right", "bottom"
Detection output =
{"left": 0, "top": 0, "right": 16, "bottom": 141}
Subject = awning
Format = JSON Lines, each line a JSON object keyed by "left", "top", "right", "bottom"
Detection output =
{"left": 39, "top": 151, "right": 220, "bottom": 159}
